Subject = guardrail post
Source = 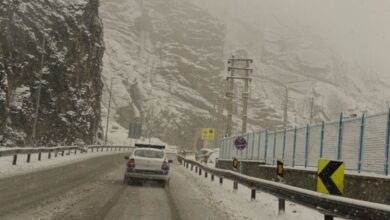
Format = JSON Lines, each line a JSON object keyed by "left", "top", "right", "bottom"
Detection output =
{"left": 48, "top": 151, "right": 51, "bottom": 159}
{"left": 337, "top": 112, "right": 344, "bottom": 160}
{"left": 191, "top": 164, "right": 193, "bottom": 171}
{"left": 264, "top": 129, "right": 268, "bottom": 162}
{"left": 12, "top": 155, "right": 17, "bottom": 165}
{"left": 358, "top": 114, "right": 365, "bottom": 173}
{"left": 38, "top": 152, "right": 42, "bottom": 161}
{"left": 278, "top": 198, "right": 285, "bottom": 215}
{"left": 385, "top": 109, "right": 390, "bottom": 175}
{"left": 195, "top": 166, "right": 198, "bottom": 173}
{"left": 304, "top": 124, "right": 310, "bottom": 168}
{"left": 251, "top": 188, "right": 256, "bottom": 201}
{"left": 320, "top": 121, "right": 325, "bottom": 159}
{"left": 211, "top": 174, "right": 214, "bottom": 181}
{"left": 282, "top": 128, "right": 286, "bottom": 162}
{"left": 205, "top": 172, "right": 208, "bottom": 178}
{"left": 292, "top": 127, "right": 297, "bottom": 167}
{"left": 219, "top": 177, "right": 223, "bottom": 185}
{"left": 74, "top": 149, "right": 77, "bottom": 155}
{"left": 272, "top": 130, "right": 277, "bottom": 165}
{"left": 199, "top": 168, "right": 202, "bottom": 176}
{"left": 324, "top": 215, "right": 334, "bottom": 220}
{"left": 186, "top": 163, "right": 189, "bottom": 169}
{"left": 233, "top": 181, "right": 238, "bottom": 190}
{"left": 62, "top": 150, "right": 64, "bottom": 156}
{"left": 27, "top": 154, "right": 31, "bottom": 163}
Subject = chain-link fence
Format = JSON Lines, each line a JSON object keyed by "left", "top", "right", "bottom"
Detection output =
{"left": 219, "top": 112, "right": 390, "bottom": 175}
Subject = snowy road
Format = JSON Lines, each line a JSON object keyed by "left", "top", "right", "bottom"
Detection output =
{"left": 0, "top": 153, "right": 230, "bottom": 220}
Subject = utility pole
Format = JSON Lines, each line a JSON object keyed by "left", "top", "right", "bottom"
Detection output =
{"left": 226, "top": 56, "right": 235, "bottom": 137}
{"left": 226, "top": 56, "right": 253, "bottom": 135}
{"left": 32, "top": 37, "right": 45, "bottom": 147}
{"left": 104, "top": 77, "right": 114, "bottom": 145}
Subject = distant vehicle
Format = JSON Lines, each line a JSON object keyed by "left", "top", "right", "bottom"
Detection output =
{"left": 195, "top": 148, "right": 213, "bottom": 163}
{"left": 124, "top": 144, "right": 172, "bottom": 187}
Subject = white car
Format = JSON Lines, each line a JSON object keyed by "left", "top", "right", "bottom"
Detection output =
{"left": 124, "top": 146, "right": 172, "bottom": 187}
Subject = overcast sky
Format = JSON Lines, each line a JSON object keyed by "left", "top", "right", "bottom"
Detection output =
{"left": 191, "top": 0, "right": 390, "bottom": 79}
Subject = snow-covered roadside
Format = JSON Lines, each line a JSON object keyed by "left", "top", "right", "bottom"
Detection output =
{"left": 0, "top": 150, "right": 130, "bottom": 179}
{"left": 177, "top": 163, "right": 344, "bottom": 220}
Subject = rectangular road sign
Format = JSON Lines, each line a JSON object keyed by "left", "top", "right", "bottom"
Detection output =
{"left": 317, "top": 159, "right": 345, "bottom": 195}
{"left": 201, "top": 128, "right": 215, "bottom": 140}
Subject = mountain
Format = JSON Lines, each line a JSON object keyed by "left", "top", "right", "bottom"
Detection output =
{"left": 101, "top": 0, "right": 390, "bottom": 147}
{"left": 0, "top": 0, "right": 104, "bottom": 146}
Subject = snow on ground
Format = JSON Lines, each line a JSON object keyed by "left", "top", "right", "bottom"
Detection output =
{"left": 0, "top": 150, "right": 128, "bottom": 179}
{"left": 177, "top": 162, "right": 345, "bottom": 220}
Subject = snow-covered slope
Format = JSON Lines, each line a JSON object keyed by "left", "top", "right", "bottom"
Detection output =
{"left": 100, "top": 0, "right": 390, "bottom": 147}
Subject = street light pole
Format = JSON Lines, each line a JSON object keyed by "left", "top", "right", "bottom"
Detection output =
{"left": 32, "top": 37, "right": 45, "bottom": 147}
{"left": 104, "top": 77, "right": 114, "bottom": 145}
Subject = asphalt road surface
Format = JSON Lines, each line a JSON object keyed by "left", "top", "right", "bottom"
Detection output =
{"left": 0, "top": 153, "right": 231, "bottom": 220}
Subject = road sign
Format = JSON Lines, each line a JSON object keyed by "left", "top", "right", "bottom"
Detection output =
{"left": 201, "top": 128, "right": 215, "bottom": 140}
{"left": 234, "top": 136, "right": 247, "bottom": 150}
{"left": 232, "top": 158, "right": 239, "bottom": 171}
{"left": 317, "top": 159, "right": 345, "bottom": 195}
{"left": 128, "top": 122, "right": 142, "bottom": 139}
{"left": 277, "top": 160, "right": 284, "bottom": 177}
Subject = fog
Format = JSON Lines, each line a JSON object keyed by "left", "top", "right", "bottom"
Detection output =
{"left": 190, "top": 0, "right": 390, "bottom": 79}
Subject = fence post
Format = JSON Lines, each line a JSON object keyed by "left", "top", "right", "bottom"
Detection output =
{"left": 26, "top": 154, "right": 31, "bottom": 163}
{"left": 258, "top": 131, "right": 262, "bottom": 160}
{"left": 304, "top": 124, "right": 310, "bottom": 168}
{"left": 272, "top": 130, "right": 277, "bottom": 165}
{"left": 264, "top": 129, "right": 268, "bottom": 162}
{"left": 48, "top": 151, "right": 51, "bottom": 159}
{"left": 320, "top": 121, "right": 325, "bottom": 159}
{"left": 292, "top": 127, "right": 297, "bottom": 167}
{"left": 282, "top": 128, "right": 287, "bottom": 162}
{"left": 251, "top": 132, "right": 255, "bottom": 160}
{"left": 385, "top": 109, "right": 390, "bottom": 176}
{"left": 337, "top": 112, "right": 344, "bottom": 160}
{"left": 358, "top": 114, "right": 365, "bottom": 173}
{"left": 38, "top": 152, "right": 41, "bottom": 161}
{"left": 12, "top": 155, "right": 17, "bottom": 165}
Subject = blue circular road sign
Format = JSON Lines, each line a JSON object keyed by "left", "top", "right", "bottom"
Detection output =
{"left": 234, "top": 136, "right": 247, "bottom": 150}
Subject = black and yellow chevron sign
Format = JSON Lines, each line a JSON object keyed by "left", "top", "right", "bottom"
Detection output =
{"left": 317, "top": 159, "right": 345, "bottom": 195}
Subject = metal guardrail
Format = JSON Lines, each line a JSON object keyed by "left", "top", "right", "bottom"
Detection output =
{"left": 178, "top": 155, "right": 390, "bottom": 220}
{"left": 0, "top": 145, "right": 133, "bottom": 165}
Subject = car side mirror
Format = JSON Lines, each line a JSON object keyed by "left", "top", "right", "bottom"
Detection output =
{"left": 168, "top": 160, "right": 173, "bottom": 163}
{"left": 124, "top": 156, "right": 129, "bottom": 160}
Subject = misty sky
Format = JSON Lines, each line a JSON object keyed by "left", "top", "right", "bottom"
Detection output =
{"left": 192, "top": 0, "right": 390, "bottom": 79}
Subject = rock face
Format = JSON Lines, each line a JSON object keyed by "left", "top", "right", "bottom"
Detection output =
{"left": 0, "top": 0, "right": 105, "bottom": 146}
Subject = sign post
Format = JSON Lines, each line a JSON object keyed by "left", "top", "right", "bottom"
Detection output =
{"left": 234, "top": 136, "right": 247, "bottom": 173}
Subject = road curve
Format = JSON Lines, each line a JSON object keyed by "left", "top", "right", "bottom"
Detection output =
{"left": 0, "top": 153, "right": 231, "bottom": 220}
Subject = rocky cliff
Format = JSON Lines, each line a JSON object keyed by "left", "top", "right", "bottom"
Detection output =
{"left": 0, "top": 0, "right": 104, "bottom": 146}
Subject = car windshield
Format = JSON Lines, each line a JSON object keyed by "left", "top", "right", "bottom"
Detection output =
{"left": 134, "top": 149, "right": 164, "bottom": 159}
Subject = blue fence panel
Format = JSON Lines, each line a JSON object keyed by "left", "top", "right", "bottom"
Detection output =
{"left": 307, "top": 124, "right": 322, "bottom": 167}
{"left": 266, "top": 131, "right": 275, "bottom": 163}
{"left": 284, "top": 128, "right": 295, "bottom": 166}
{"left": 362, "top": 114, "right": 387, "bottom": 173}
{"left": 322, "top": 121, "right": 339, "bottom": 161}
{"left": 342, "top": 118, "right": 361, "bottom": 170}
{"left": 274, "top": 130, "right": 285, "bottom": 162}
{"left": 294, "top": 127, "right": 306, "bottom": 166}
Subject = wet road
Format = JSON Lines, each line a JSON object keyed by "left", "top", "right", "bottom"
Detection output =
{"left": 0, "top": 153, "right": 230, "bottom": 220}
